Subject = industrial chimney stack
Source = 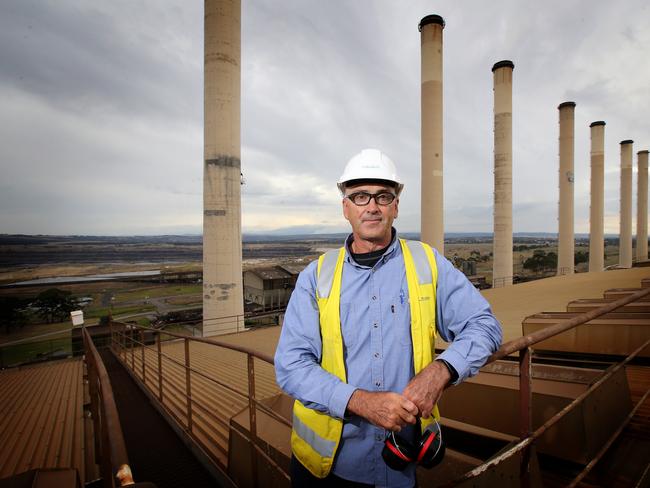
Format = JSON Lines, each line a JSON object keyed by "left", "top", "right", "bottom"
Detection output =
{"left": 202, "top": 0, "right": 244, "bottom": 336}
{"left": 419, "top": 15, "right": 445, "bottom": 253}
{"left": 589, "top": 121, "right": 606, "bottom": 272}
{"left": 619, "top": 140, "right": 634, "bottom": 268}
{"left": 492, "top": 60, "right": 515, "bottom": 288}
{"left": 557, "top": 102, "right": 576, "bottom": 275}
{"left": 637, "top": 150, "right": 649, "bottom": 262}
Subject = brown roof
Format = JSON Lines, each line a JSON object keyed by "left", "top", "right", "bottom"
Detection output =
{"left": 245, "top": 266, "right": 294, "bottom": 280}
{"left": 0, "top": 359, "right": 86, "bottom": 481}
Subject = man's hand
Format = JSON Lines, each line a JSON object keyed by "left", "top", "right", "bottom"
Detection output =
{"left": 402, "top": 361, "right": 451, "bottom": 419}
{"left": 346, "top": 390, "right": 418, "bottom": 431}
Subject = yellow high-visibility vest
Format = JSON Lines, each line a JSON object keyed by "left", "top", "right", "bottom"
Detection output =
{"left": 291, "top": 239, "right": 439, "bottom": 478}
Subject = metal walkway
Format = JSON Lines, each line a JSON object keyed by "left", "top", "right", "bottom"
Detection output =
{"left": 99, "top": 349, "right": 219, "bottom": 488}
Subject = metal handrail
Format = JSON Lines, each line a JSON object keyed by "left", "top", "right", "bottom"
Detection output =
{"left": 490, "top": 286, "right": 650, "bottom": 361}
{"left": 83, "top": 327, "right": 134, "bottom": 487}
{"left": 110, "top": 282, "right": 650, "bottom": 487}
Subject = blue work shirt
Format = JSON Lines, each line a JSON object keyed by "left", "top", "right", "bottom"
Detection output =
{"left": 274, "top": 231, "right": 502, "bottom": 487}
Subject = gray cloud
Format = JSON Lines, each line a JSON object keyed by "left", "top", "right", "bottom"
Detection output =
{"left": 0, "top": 0, "right": 648, "bottom": 235}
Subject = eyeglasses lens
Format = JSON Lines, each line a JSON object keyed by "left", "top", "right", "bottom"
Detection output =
{"left": 349, "top": 192, "right": 395, "bottom": 206}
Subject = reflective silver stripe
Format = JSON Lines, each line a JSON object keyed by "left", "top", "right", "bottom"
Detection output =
{"left": 317, "top": 249, "right": 340, "bottom": 298}
{"left": 405, "top": 240, "right": 433, "bottom": 285}
{"left": 292, "top": 412, "right": 337, "bottom": 458}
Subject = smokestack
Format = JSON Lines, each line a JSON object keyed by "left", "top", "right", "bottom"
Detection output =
{"left": 202, "top": 0, "right": 244, "bottom": 336}
{"left": 637, "top": 150, "right": 649, "bottom": 262}
{"left": 492, "top": 60, "right": 514, "bottom": 288}
{"left": 589, "top": 121, "right": 606, "bottom": 272}
{"left": 557, "top": 102, "right": 576, "bottom": 275}
{"left": 619, "top": 140, "right": 634, "bottom": 268}
{"left": 419, "top": 15, "right": 445, "bottom": 252}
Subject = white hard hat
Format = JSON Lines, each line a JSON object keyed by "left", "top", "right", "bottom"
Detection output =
{"left": 337, "top": 148, "right": 404, "bottom": 196}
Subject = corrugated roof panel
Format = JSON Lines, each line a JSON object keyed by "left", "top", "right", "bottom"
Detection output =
{"left": 0, "top": 359, "right": 85, "bottom": 481}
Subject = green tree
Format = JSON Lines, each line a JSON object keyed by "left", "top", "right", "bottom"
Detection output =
{"left": 33, "top": 288, "right": 77, "bottom": 323}
{"left": 0, "top": 296, "right": 29, "bottom": 333}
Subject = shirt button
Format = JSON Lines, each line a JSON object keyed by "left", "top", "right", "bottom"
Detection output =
{"left": 373, "top": 323, "right": 378, "bottom": 328}
{"left": 372, "top": 296, "right": 376, "bottom": 300}
{"left": 375, "top": 381, "right": 381, "bottom": 387}
{"left": 376, "top": 434, "right": 382, "bottom": 441}
{"left": 374, "top": 352, "right": 380, "bottom": 358}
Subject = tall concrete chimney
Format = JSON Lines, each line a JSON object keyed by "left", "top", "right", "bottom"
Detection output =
{"left": 202, "top": 0, "right": 244, "bottom": 336}
{"left": 637, "top": 150, "right": 649, "bottom": 262}
{"left": 619, "top": 140, "right": 634, "bottom": 268}
{"left": 589, "top": 121, "right": 605, "bottom": 272}
{"left": 419, "top": 15, "right": 445, "bottom": 252}
{"left": 492, "top": 60, "right": 514, "bottom": 288}
{"left": 557, "top": 102, "right": 576, "bottom": 275}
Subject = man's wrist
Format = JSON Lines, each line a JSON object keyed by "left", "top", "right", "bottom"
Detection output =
{"left": 435, "top": 358, "right": 459, "bottom": 385}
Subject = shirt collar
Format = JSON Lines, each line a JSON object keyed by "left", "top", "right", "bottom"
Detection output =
{"left": 344, "top": 227, "right": 400, "bottom": 267}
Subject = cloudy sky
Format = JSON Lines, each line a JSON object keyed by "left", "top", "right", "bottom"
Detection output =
{"left": 0, "top": 1, "right": 648, "bottom": 236}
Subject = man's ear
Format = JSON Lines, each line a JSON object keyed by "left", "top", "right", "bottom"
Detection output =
{"left": 342, "top": 197, "right": 350, "bottom": 221}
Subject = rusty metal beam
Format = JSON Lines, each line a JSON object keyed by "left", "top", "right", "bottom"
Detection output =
{"left": 567, "top": 387, "right": 650, "bottom": 488}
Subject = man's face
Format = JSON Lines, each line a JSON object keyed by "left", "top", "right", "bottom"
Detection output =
{"left": 342, "top": 183, "right": 399, "bottom": 246}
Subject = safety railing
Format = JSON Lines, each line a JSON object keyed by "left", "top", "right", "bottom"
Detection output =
{"left": 83, "top": 327, "right": 135, "bottom": 487}
{"left": 109, "top": 321, "right": 290, "bottom": 487}
{"left": 442, "top": 285, "right": 650, "bottom": 487}
{"left": 110, "top": 285, "right": 650, "bottom": 487}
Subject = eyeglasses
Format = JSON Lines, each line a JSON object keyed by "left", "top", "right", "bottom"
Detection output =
{"left": 346, "top": 191, "right": 396, "bottom": 206}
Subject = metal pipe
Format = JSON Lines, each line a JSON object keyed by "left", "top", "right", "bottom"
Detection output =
{"left": 589, "top": 121, "right": 606, "bottom": 271}
{"left": 441, "top": 338, "right": 650, "bottom": 486}
{"left": 637, "top": 150, "right": 649, "bottom": 262}
{"left": 557, "top": 102, "right": 576, "bottom": 275}
{"left": 620, "top": 140, "right": 634, "bottom": 268}
{"left": 518, "top": 347, "right": 532, "bottom": 487}
{"left": 419, "top": 14, "right": 445, "bottom": 253}
{"left": 489, "top": 286, "right": 650, "bottom": 361}
{"left": 492, "top": 60, "right": 515, "bottom": 288}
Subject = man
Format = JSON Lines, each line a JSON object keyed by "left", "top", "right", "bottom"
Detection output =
{"left": 275, "top": 148, "right": 502, "bottom": 487}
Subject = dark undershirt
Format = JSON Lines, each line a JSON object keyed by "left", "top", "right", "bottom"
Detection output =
{"left": 350, "top": 245, "right": 390, "bottom": 268}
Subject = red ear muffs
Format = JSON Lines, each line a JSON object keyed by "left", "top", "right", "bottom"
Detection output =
{"left": 382, "top": 420, "right": 445, "bottom": 471}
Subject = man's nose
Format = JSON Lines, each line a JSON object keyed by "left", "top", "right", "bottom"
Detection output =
{"left": 365, "top": 198, "right": 381, "bottom": 212}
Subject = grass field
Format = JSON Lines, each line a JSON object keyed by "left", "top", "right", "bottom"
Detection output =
{"left": 0, "top": 336, "right": 76, "bottom": 367}
{"left": 113, "top": 284, "right": 201, "bottom": 302}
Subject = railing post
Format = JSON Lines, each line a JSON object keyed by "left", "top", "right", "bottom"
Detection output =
{"left": 247, "top": 354, "right": 259, "bottom": 487}
{"left": 185, "top": 338, "right": 192, "bottom": 432}
{"left": 519, "top": 347, "right": 532, "bottom": 487}
{"left": 130, "top": 327, "right": 135, "bottom": 370}
{"left": 157, "top": 332, "right": 163, "bottom": 402}
{"left": 140, "top": 329, "right": 145, "bottom": 383}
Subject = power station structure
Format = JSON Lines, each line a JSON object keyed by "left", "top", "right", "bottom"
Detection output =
{"left": 557, "top": 102, "right": 576, "bottom": 276}
{"left": 202, "top": 0, "right": 245, "bottom": 336}
{"left": 620, "top": 140, "right": 634, "bottom": 269}
{"left": 491, "top": 60, "right": 515, "bottom": 288}
{"left": 589, "top": 121, "right": 606, "bottom": 272}
{"left": 637, "top": 150, "right": 649, "bottom": 263}
{"left": 419, "top": 15, "right": 445, "bottom": 253}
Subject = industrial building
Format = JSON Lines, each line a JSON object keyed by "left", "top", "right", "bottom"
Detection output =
{"left": 243, "top": 266, "right": 298, "bottom": 311}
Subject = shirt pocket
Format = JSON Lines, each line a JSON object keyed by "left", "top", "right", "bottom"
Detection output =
{"left": 393, "top": 298, "right": 412, "bottom": 347}
{"left": 340, "top": 302, "right": 359, "bottom": 348}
